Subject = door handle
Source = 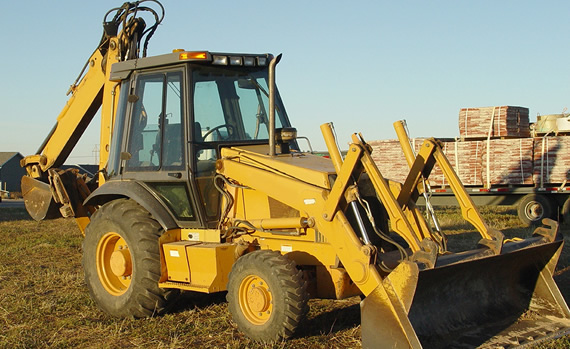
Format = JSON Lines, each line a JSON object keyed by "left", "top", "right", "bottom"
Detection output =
{"left": 168, "top": 172, "right": 182, "bottom": 179}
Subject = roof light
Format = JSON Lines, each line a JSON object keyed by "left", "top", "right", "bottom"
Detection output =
{"left": 243, "top": 57, "right": 255, "bottom": 66}
{"left": 257, "top": 57, "right": 268, "bottom": 66}
{"left": 179, "top": 51, "right": 208, "bottom": 60}
{"left": 212, "top": 55, "right": 228, "bottom": 65}
{"left": 229, "top": 56, "right": 243, "bottom": 66}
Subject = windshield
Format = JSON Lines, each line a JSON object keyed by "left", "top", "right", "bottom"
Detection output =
{"left": 192, "top": 66, "right": 288, "bottom": 142}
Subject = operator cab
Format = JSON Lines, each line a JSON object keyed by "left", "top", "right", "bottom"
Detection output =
{"left": 106, "top": 51, "right": 295, "bottom": 228}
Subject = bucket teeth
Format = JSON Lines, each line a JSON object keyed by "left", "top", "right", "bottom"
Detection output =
{"left": 410, "top": 239, "right": 438, "bottom": 269}
{"left": 477, "top": 228, "right": 504, "bottom": 254}
{"left": 533, "top": 218, "right": 559, "bottom": 242}
{"left": 362, "top": 236, "right": 569, "bottom": 348}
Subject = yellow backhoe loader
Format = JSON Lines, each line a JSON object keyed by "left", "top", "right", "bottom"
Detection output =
{"left": 21, "top": 1, "right": 570, "bottom": 347}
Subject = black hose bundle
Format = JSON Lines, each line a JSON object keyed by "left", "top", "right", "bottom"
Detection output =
{"left": 103, "top": 0, "right": 164, "bottom": 60}
{"left": 68, "top": 0, "right": 164, "bottom": 95}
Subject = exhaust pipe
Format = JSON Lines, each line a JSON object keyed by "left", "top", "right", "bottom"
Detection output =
{"left": 268, "top": 54, "right": 282, "bottom": 157}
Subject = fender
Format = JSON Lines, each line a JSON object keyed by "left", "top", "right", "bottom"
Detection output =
{"left": 84, "top": 180, "right": 178, "bottom": 231}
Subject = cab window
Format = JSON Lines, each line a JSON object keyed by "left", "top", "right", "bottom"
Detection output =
{"left": 126, "top": 71, "right": 184, "bottom": 171}
{"left": 192, "top": 66, "right": 285, "bottom": 143}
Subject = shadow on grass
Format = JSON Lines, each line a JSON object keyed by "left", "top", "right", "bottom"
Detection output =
{"left": 169, "top": 290, "right": 361, "bottom": 339}
{"left": 170, "top": 291, "right": 228, "bottom": 314}
{"left": 298, "top": 301, "right": 360, "bottom": 338}
{"left": 0, "top": 207, "right": 32, "bottom": 221}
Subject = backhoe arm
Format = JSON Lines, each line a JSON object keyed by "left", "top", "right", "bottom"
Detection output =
{"left": 20, "top": 1, "right": 164, "bottom": 228}
{"left": 19, "top": 30, "right": 121, "bottom": 227}
{"left": 20, "top": 47, "right": 115, "bottom": 178}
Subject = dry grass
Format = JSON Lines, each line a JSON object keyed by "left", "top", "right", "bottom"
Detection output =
{"left": 0, "top": 206, "right": 569, "bottom": 348}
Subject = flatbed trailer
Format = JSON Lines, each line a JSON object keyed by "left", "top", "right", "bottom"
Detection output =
{"left": 382, "top": 116, "right": 570, "bottom": 226}
{"left": 418, "top": 184, "right": 570, "bottom": 225}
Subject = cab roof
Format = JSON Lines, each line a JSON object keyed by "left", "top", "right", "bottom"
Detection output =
{"left": 110, "top": 50, "right": 273, "bottom": 81}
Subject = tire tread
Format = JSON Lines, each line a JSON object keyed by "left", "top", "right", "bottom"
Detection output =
{"left": 226, "top": 250, "right": 308, "bottom": 341}
{"left": 83, "top": 198, "right": 178, "bottom": 318}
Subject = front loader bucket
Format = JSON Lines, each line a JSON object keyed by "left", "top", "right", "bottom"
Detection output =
{"left": 21, "top": 176, "right": 61, "bottom": 221}
{"left": 362, "top": 235, "right": 570, "bottom": 348}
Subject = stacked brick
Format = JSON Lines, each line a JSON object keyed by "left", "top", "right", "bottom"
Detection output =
{"left": 370, "top": 106, "right": 570, "bottom": 188}
{"left": 481, "top": 138, "right": 534, "bottom": 185}
{"left": 370, "top": 139, "right": 484, "bottom": 187}
{"left": 410, "top": 140, "right": 484, "bottom": 186}
{"left": 368, "top": 139, "right": 412, "bottom": 184}
{"left": 447, "top": 140, "right": 485, "bottom": 186}
{"left": 533, "top": 136, "right": 570, "bottom": 185}
{"left": 459, "top": 106, "right": 530, "bottom": 139}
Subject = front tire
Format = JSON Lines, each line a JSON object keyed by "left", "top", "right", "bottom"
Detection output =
{"left": 227, "top": 250, "right": 308, "bottom": 342}
{"left": 83, "top": 198, "right": 177, "bottom": 318}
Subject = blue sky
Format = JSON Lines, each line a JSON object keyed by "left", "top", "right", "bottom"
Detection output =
{"left": 2, "top": 1, "right": 569, "bottom": 164}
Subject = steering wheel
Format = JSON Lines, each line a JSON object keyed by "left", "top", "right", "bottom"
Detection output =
{"left": 202, "top": 124, "right": 235, "bottom": 141}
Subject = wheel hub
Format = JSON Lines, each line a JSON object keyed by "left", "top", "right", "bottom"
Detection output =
{"left": 239, "top": 275, "right": 273, "bottom": 325}
{"left": 247, "top": 286, "right": 271, "bottom": 313}
{"left": 96, "top": 232, "right": 132, "bottom": 295}
{"left": 526, "top": 202, "right": 543, "bottom": 219}
{"left": 110, "top": 249, "right": 132, "bottom": 277}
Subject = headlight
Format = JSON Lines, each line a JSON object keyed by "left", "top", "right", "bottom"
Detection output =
{"left": 244, "top": 57, "right": 255, "bottom": 66}
{"left": 212, "top": 55, "right": 228, "bottom": 65}
{"left": 229, "top": 56, "right": 243, "bottom": 66}
{"left": 257, "top": 57, "right": 268, "bottom": 66}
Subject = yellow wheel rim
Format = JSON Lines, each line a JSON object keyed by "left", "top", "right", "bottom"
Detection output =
{"left": 96, "top": 232, "right": 132, "bottom": 296}
{"left": 238, "top": 274, "right": 274, "bottom": 325}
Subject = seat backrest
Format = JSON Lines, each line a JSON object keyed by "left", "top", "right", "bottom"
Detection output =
{"left": 163, "top": 123, "right": 182, "bottom": 166}
{"left": 194, "top": 122, "right": 204, "bottom": 142}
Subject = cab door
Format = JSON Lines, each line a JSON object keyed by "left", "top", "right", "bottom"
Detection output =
{"left": 122, "top": 67, "right": 202, "bottom": 228}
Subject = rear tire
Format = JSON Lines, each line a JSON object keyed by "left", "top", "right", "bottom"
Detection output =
{"left": 227, "top": 250, "right": 308, "bottom": 342}
{"left": 83, "top": 198, "right": 178, "bottom": 318}
{"left": 517, "top": 194, "right": 554, "bottom": 226}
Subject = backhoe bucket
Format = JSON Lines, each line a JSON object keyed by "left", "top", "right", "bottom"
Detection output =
{"left": 361, "top": 233, "right": 570, "bottom": 348}
{"left": 21, "top": 176, "right": 61, "bottom": 221}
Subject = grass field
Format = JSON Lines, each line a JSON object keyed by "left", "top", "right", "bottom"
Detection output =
{"left": 1, "top": 206, "right": 570, "bottom": 348}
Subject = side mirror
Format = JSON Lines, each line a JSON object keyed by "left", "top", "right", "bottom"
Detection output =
{"left": 275, "top": 127, "right": 297, "bottom": 154}
{"left": 237, "top": 79, "right": 256, "bottom": 89}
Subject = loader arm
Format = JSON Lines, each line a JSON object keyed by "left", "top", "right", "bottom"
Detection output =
{"left": 218, "top": 123, "right": 509, "bottom": 297}
{"left": 217, "top": 125, "right": 443, "bottom": 347}
{"left": 393, "top": 120, "right": 504, "bottom": 252}
{"left": 219, "top": 150, "right": 386, "bottom": 295}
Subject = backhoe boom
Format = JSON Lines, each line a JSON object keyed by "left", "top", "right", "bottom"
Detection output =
{"left": 20, "top": 1, "right": 163, "bottom": 228}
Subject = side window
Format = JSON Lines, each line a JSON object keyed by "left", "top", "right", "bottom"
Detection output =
{"left": 193, "top": 80, "right": 226, "bottom": 143}
{"left": 235, "top": 80, "right": 269, "bottom": 139}
{"left": 127, "top": 75, "right": 162, "bottom": 170}
{"left": 126, "top": 71, "right": 184, "bottom": 171}
{"left": 163, "top": 73, "right": 183, "bottom": 168}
